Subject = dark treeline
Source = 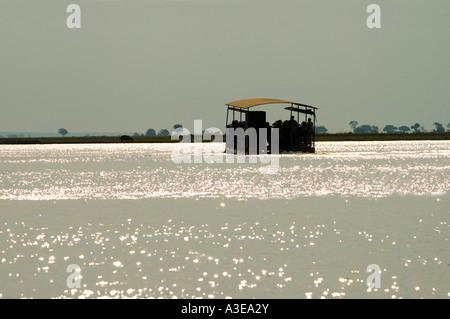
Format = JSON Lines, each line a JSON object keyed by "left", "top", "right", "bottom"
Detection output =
{"left": 344, "top": 121, "right": 449, "bottom": 134}
{"left": 132, "top": 124, "right": 182, "bottom": 138}
{"left": 314, "top": 121, "right": 449, "bottom": 134}
{"left": 1, "top": 122, "right": 449, "bottom": 139}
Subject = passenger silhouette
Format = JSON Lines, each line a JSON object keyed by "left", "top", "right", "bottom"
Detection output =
{"left": 289, "top": 116, "right": 298, "bottom": 150}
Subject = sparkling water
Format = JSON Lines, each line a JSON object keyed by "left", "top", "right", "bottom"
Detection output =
{"left": 0, "top": 141, "right": 448, "bottom": 298}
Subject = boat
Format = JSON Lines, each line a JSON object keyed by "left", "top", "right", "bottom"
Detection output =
{"left": 225, "top": 98, "right": 318, "bottom": 154}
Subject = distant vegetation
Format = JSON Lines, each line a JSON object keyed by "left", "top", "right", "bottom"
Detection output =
{"left": 58, "top": 128, "right": 69, "bottom": 136}
{"left": 101, "top": 124, "right": 182, "bottom": 138}
{"left": 1, "top": 132, "right": 448, "bottom": 145}
{"left": 346, "top": 121, "right": 450, "bottom": 134}
{"left": 354, "top": 125, "right": 379, "bottom": 134}
{"left": 348, "top": 121, "right": 379, "bottom": 133}
{"left": 145, "top": 128, "right": 156, "bottom": 136}
{"left": 433, "top": 122, "right": 445, "bottom": 133}
{"left": 1, "top": 121, "right": 449, "bottom": 144}
{"left": 157, "top": 129, "right": 170, "bottom": 137}
{"left": 315, "top": 126, "right": 328, "bottom": 134}
{"left": 132, "top": 124, "right": 181, "bottom": 137}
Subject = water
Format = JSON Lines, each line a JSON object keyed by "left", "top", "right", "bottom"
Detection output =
{"left": 0, "top": 141, "right": 448, "bottom": 298}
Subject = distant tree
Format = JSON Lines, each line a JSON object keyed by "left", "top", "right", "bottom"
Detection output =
{"left": 173, "top": 124, "right": 183, "bottom": 130}
{"left": 145, "top": 128, "right": 156, "bottom": 136}
{"left": 132, "top": 132, "right": 140, "bottom": 137}
{"left": 58, "top": 128, "right": 68, "bottom": 136}
{"left": 433, "top": 122, "right": 445, "bottom": 133}
{"left": 353, "top": 126, "right": 366, "bottom": 133}
{"left": 447, "top": 123, "right": 450, "bottom": 132}
{"left": 7, "top": 134, "right": 18, "bottom": 138}
{"left": 398, "top": 126, "right": 411, "bottom": 133}
{"left": 382, "top": 125, "right": 398, "bottom": 133}
{"left": 410, "top": 123, "right": 421, "bottom": 133}
{"left": 354, "top": 124, "right": 378, "bottom": 133}
{"left": 0, "top": 134, "right": 3, "bottom": 138}
{"left": 158, "top": 129, "right": 170, "bottom": 137}
{"left": 315, "top": 126, "right": 328, "bottom": 134}
{"left": 349, "top": 121, "right": 358, "bottom": 132}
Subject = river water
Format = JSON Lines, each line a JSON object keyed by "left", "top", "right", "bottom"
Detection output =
{"left": 0, "top": 141, "right": 448, "bottom": 298}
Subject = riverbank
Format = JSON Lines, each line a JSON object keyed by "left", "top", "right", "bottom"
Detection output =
{"left": 0, "top": 132, "right": 449, "bottom": 144}
{"left": 315, "top": 132, "right": 450, "bottom": 141}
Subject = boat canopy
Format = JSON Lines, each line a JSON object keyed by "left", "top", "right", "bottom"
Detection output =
{"left": 226, "top": 98, "right": 317, "bottom": 110}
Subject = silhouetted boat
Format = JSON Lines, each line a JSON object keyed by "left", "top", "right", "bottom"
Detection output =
{"left": 225, "top": 98, "right": 318, "bottom": 154}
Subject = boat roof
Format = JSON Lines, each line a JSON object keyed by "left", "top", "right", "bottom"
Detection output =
{"left": 226, "top": 98, "right": 317, "bottom": 110}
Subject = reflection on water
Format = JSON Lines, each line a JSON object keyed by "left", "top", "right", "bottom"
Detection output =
{"left": 0, "top": 141, "right": 448, "bottom": 299}
{"left": 0, "top": 197, "right": 448, "bottom": 299}
{"left": 1, "top": 141, "right": 449, "bottom": 200}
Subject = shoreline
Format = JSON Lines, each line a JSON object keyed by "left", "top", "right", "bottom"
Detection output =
{"left": 0, "top": 132, "right": 449, "bottom": 145}
{"left": 315, "top": 132, "right": 450, "bottom": 141}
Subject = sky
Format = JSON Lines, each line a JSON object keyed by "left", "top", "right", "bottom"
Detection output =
{"left": 0, "top": 0, "right": 449, "bottom": 134}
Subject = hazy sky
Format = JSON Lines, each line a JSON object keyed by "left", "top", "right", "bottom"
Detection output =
{"left": 0, "top": 0, "right": 449, "bottom": 133}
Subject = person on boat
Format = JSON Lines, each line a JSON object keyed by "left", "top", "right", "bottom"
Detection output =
{"left": 288, "top": 116, "right": 298, "bottom": 150}
{"left": 265, "top": 122, "right": 272, "bottom": 153}
{"left": 272, "top": 120, "right": 282, "bottom": 128}
{"left": 227, "top": 120, "right": 239, "bottom": 128}
{"left": 301, "top": 121, "right": 307, "bottom": 150}
{"left": 280, "top": 120, "right": 289, "bottom": 150}
{"left": 307, "top": 118, "right": 314, "bottom": 131}
{"left": 306, "top": 118, "right": 314, "bottom": 149}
